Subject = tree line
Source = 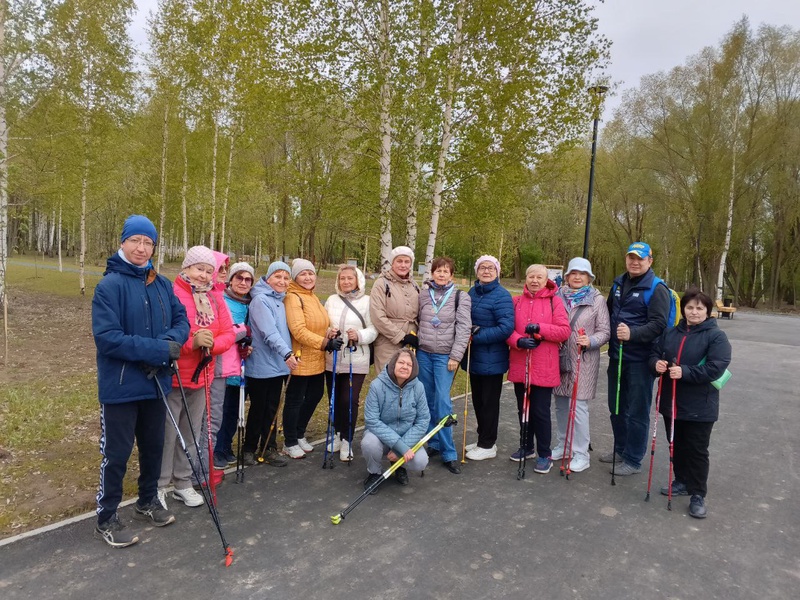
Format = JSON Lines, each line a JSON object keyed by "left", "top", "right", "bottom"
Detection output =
{"left": 1, "top": 3, "right": 797, "bottom": 309}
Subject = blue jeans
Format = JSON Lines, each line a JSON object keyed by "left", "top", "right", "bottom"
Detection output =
{"left": 417, "top": 350, "right": 457, "bottom": 462}
{"left": 607, "top": 359, "right": 655, "bottom": 469}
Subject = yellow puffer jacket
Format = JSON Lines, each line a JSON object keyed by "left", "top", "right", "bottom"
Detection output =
{"left": 284, "top": 281, "right": 330, "bottom": 376}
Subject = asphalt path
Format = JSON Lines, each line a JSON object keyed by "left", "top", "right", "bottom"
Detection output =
{"left": 0, "top": 310, "right": 797, "bottom": 599}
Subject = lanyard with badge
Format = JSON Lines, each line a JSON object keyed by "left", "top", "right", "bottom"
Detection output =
{"left": 429, "top": 286, "right": 454, "bottom": 328}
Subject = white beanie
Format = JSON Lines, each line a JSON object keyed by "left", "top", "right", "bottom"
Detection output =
{"left": 228, "top": 261, "right": 255, "bottom": 282}
{"left": 291, "top": 258, "right": 316, "bottom": 280}
{"left": 389, "top": 246, "right": 414, "bottom": 265}
{"left": 474, "top": 255, "right": 501, "bottom": 277}
{"left": 182, "top": 245, "right": 216, "bottom": 270}
{"left": 565, "top": 257, "right": 595, "bottom": 281}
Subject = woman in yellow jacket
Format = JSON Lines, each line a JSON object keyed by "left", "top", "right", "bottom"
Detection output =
{"left": 282, "top": 259, "right": 344, "bottom": 459}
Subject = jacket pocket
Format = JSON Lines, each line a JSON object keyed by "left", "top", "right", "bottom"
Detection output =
{"left": 119, "top": 362, "right": 127, "bottom": 385}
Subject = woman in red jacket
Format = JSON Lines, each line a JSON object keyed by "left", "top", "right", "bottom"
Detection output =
{"left": 506, "top": 264, "right": 571, "bottom": 474}
{"left": 158, "top": 245, "right": 235, "bottom": 508}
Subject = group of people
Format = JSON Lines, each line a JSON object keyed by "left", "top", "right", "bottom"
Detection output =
{"left": 91, "top": 214, "right": 732, "bottom": 549}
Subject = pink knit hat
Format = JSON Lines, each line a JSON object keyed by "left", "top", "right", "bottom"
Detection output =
{"left": 474, "top": 255, "right": 500, "bottom": 277}
{"left": 182, "top": 245, "right": 216, "bottom": 269}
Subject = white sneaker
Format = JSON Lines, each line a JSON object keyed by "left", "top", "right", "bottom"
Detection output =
{"left": 172, "top": 487, "right": 204, "bottom": 507}
{"left": 466, "top": 445, "right": 497, "bottom": 461}
{"left": 339, "top": 438, "right": 353, "bottom": 462}
{"left": 157, "top": 488, "right": 169, "bottom": 510}
{"left": 465, "top": 442, "right": 478, "bottom": 452}
{"left": 297, "top": 438, "right": 314, "bottom": 453}
{"left": 551, "top": 445, "right": 567, "bottom": 461}
{"left": 566, "top": 454, "right": 590, "bottom": 473}
{"left": 283, "top": 444, "right": 306, "bottom": 459}
{"left": 326, "top": 434, "right": 341, "bottom": 453}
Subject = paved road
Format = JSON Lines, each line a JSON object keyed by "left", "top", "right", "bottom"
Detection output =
{"left": 0, "top": 311, "right": 797, "bottom": 599}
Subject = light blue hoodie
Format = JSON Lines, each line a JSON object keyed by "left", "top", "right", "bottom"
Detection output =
{"left": 245, "top": 276, "right": 293, "bottom": 379}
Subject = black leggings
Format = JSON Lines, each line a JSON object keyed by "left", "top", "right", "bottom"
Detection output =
{"left": 513, "top": 383, "right": 553, "bottom": 458}
{"left": 324, "top": 371, "right": 366, "bottom": 441}
{"left": 243, "top": 376, "right": 285, "bottom": 453}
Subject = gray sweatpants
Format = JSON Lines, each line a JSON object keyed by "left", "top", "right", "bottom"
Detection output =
{"left": 361, "top": 430, "right": 429, "bottom": 474}
{"left": 554, "top": 396, "right": 590, "bottom": 461}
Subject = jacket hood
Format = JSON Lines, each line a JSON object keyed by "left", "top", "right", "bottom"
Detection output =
{"left": 382, "top": 348, "right": 419, "bottom": 388}
{"left": 335, "top": 266, "right": 366, "bottom": 300}
{"left": 252, "top": 276, "right": 286, "bottom": 301}
{"left": 523, "top": 279, "right": 558, "bottom": 299}
{"left": 105, "top": 252, "right": 150, "bottom": 278}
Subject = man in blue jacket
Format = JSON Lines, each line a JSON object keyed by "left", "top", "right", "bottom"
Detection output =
{"left": 604, "top": 242, "right": 669, "bottom": 476}
{"left": 91, "top": 215, "right": 189, "bottom": 547}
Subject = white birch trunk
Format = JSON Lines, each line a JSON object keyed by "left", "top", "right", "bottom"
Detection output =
{"left": 424, "top": 0, "right": 465, "bottom": 270}
{"left": 716, "top": 111, "right": 739, "bottom": 301}
{"left": 209, "top": 120, "right": 219, "bottom": 250}
{"left": 0, "top": 4, "right": 8, "bottom": 307}
{"left": 58, "top": 203, "right": 62, "bottom": 272}
{"left": 219, "top": 133, "right": 234, "bottom": 255}
{"left": 157, "top": 101, "right": 169, "bottom": 270}
{"left": 48, "top": 209, "right": 55, "bottom": 254}
{"left": 406, "top": 2, "right": 429, "bottom": 251}
{"left": 181, "top": 134, "right": 188, "bottom": 254}
{"left": 79, "top": 153, "right": 88, "bottom": 296}
{"left": 377, "top": 0, "right": 393, "bottom": 271}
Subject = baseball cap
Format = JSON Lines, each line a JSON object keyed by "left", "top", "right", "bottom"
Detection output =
{"left": 626, "top": 242, "right": 652, "bottom": 259}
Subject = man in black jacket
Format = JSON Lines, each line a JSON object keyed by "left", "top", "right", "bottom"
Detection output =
{"left": 603, "top": 242, "right": 669, "bottom": 475}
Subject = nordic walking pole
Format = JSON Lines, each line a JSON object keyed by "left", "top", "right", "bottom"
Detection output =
{"left": 323, "top": 348, "right": 338, "bottom": 469}
{"left": 518, "top": 349, "right": 531, "bottom": 480}
{"left": 667, "top": 356, "right": 678, "bottom": 511}
{"left": 153, "top": 368, "right": 234, "bottom": 567}
{"left": 236, "top": 357, "right": 246, "bottom": 483}
{"left": 330, "top": 414, "right": 457, "bottom": 525}
{"left": 203, "top": 361, "right": 218, "bottom": 506}
{"left": 461, "top": 340, "right": 471, "bottom": 464}
{"left": 347, "top": 344, "right": 354, "bottom": 465}
{"left": 645, "top": 354, "right": 666, "bottom": 501}
{"left": 561, "top": 328, "right": 585, "bottom": 479}
{"left": 611, "top": 342, "right": 623, "bottom": 486}
{"left": 176, "top": 356, "right": 216, "bottom": 502}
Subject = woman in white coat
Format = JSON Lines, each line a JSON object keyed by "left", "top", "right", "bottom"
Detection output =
{"left": 324, "top": 265, "right": 378, "bottom": 461}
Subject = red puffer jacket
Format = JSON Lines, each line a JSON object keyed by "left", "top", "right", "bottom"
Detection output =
{"left": 172, "top": 276, "right": 236, "bottom": 389}
{"left": 507, "top": 280, "right": 571, "bottom": 387}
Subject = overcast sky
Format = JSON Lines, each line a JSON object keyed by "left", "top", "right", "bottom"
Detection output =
{"left": 129, "top": 0, "right": 800, "bottom": 117}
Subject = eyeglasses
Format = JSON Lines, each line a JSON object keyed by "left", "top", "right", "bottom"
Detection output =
{"left": 218, "top": 266, "right": 228, "bottom": 272}
{"left": 233, "top": 275, "right": 253, "bottom": 284}
{"left": 125, "top": 237, "right": 154, "bottom": 250}
{"left": 477, "top": 265, "right": 496, "bottom": 272}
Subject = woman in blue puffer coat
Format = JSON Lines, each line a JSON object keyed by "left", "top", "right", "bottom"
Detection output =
{"left": 462, "top": 255, "right": 515, "bottom": 461}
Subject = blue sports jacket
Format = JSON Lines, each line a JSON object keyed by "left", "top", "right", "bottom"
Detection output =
{"left": 462, "top": 278, "right": 515, "bottom": 376}
{"left": 92, "top": 253, "right": 189, "bottom": 404}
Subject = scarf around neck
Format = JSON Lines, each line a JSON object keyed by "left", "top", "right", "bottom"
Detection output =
{"left": 562, "top": 285, "right": 593, "bottom": 309}
{"left": 180, "top": 272, "right": 216, "bottom": 327}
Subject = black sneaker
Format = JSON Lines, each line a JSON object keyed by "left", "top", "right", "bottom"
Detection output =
{"left": 689, "top": 495, "right": 707, "bottom": 519}
{"left": 394, "top": 466, "right": 409, "bottom": 485}
{"left": 213, "top": 453, "right": 228, "bottom": 470}
{"left": 94, "top": 515, "right": 139, "bottom": 548}
{"left": 134, "top": 498, "right": 176, "bottom": 527}
{"left": 242, "top": 452, "right": 258, "bottom": 466}
{"left": 263, "top": 448, "right": 288, "bottom": 467}
{"left": 660, "top": 480, "right": 689, "bottom": 496}
{"left": 443, "top": 460, "right": 462, "bottom": 474}
{"left": 363, "top": 472, "right": 383, "bottom": 495}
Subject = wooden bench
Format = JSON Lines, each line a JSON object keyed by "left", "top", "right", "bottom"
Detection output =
{"left": 715, "top": 300, "right": 737, "bottom": 319}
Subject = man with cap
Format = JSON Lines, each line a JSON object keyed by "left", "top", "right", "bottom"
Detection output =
{"left": 91, "top": 214, "right": 189, "bottom": 547}
{"left": 370, "top": 245, "right": 420, "bottom": 375}
{"left": 603, "top": 242, "right": 670, "bottom": 476}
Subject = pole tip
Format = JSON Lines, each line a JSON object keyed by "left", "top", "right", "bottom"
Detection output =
{"left": 330, "top": 514, "right": 342, "bottom": 525}
{"left": 224, "top": 548, "right": 234, "bottom": 567}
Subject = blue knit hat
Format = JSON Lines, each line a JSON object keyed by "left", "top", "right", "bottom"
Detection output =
{"left": 267, "top": 261, "right": 291, "bottom": 279}
{"left": 120, "top": 215, "right": 158, "bottom": 244}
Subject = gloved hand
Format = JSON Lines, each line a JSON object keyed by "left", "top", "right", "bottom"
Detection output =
{"left": 401, "top": 333, "right": 419, "bottom": 349}
{"left": 326, "top": 337, "right": 345, "bottom": 352}
{"left": 524, "top": 323, "right": 540, "bottom": 337}
{"left": 517, "top": 337, "right": 539, "bottom": 350}
{"left": 142, "top": 365, "right": 161, "bottom": 379}
{"left": 239, "top": 336, "right": 253, "bottom": 348}
{"left": 470, "top": 325, "right": 481, "bottom": 336}
{"left": 167, "top": 341, "right": 182, "bottom": 360}
{"left": 193, "top": 329, "right": 214, "bottom": 349}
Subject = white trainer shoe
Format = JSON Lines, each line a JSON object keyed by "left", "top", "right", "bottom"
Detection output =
{"left": 326, "top": 434, "right": 341, "bottom": 453}
{"left": 339, "top": 438, "right": 353, "bottom": 461}
{"left": 172, "top": 487, "right": 204, "bottom": 507}
{"left": 283, "top": 444, "right": 306, "bottom": 459}
{"left": 157, "top": 488, "right": 169, "bottom": 510}
{"left": 466, "top": 445, "right": 497, "bottom": 461}
{"left": 551, "top": 445, "right": 567, "bottom": 461}
{"left": 465, "top": 442, "right": 478, "bottom": 452}
{"left": 566, "top": 454, "right": 590, "bottom": 473}
{"left": 297, "top": 438, "right": 314, "bottom": 453}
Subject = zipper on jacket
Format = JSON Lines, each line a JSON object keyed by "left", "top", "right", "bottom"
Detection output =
{"left": 119, "top": 362, "right": 127, "bottom": 385}
{"left": 157, "top": 288, "right": 168, "bottom": 329}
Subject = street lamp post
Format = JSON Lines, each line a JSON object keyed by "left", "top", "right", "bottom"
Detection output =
{"left": 582, "top": 85, "right": 608, "bottom": 259}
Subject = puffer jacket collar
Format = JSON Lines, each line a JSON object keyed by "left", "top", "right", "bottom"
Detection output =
{"left": 473, "top": 277, "right": 500, "bottom": 296}
{"left": 251, "top": 276, "right": 285, "bottom": 301}
{"left": 523, "top": 279, "right": 558, "bottom": 300}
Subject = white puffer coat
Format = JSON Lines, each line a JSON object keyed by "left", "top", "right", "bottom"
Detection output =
{"left": 324, "top": 267, "right": 378, "bottom": 375}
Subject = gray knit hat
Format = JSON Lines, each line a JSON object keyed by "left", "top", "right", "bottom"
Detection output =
{"left": 291, "top": 258, "right": 316, "bottom": 280}
{"left": 266, "top": 261, "right": 291, "bottom": 279}
{"left": 228, "top": 261, "right": 255, "bottom": 282}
